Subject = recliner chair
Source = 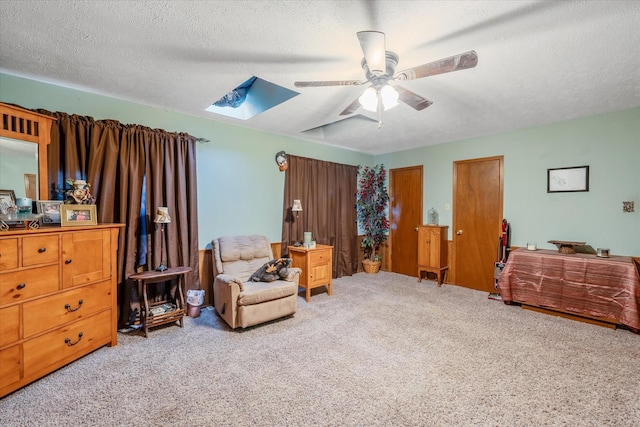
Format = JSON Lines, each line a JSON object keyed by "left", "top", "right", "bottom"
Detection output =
{"left": 211, "top": 235, "right": 300, "bottom": 329}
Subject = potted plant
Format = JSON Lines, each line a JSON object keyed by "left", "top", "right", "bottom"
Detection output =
{"left": 356, "top": 164, "right": 390, "bottom": 273}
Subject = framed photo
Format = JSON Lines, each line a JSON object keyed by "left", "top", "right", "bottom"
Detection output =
{"left": 547, "top": 166, "right": 589, "bottom": 193}
{"left": 37, "top": 200, "right": 64, "bottom": 224}
{"left": 0, "top": 189, "right": 16, "bottom": 207}
{"left": 60, "top": 204, "right": 97, "bottom": 226}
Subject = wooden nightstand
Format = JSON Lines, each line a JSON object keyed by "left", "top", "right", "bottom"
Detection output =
{"left": 129, "top": 266, "right": 191, "bottom": 337}
{"left": 288, "top": 245, "right": 333, "bottom": 302}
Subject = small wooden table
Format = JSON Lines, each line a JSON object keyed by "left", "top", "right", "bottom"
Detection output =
{"left": 129, "top": 266, "right": 192, "bottom": 337}
{"left": 288, "top": 244, "right": 333, "bottom": 302}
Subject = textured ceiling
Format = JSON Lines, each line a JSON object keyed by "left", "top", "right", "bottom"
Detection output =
{"left": 1, "top": 1, "right": 639, "bottom": 155}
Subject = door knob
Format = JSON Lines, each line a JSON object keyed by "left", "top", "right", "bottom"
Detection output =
{"left": 456, "top": 230, "right": 463, "bottom": 235}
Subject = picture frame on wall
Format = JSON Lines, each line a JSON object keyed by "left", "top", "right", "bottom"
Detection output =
{"left": 37, "top": 200, "right": 64, "bottom": 224}
{"left": 547, "top": 166, "right": 589, "bottom": 193}
{"left": 60, "top": 204, "right": 98, "bottom": 226}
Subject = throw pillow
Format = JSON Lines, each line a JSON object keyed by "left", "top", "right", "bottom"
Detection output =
{"left": 250, "top": 258, "right": 292, "bottom": 282}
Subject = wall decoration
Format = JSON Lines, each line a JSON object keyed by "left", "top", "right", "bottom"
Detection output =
{"left": 547, "top": 165, "right": 589, "bottom": 193}
{"left": 275, "top": 151, "right": 288, "bottom": 171}
{"left": 623, "top": 201, "right": 634, "bottom": 213}
{"left": 60, "top": 204, "right": 97, "bottom": 226}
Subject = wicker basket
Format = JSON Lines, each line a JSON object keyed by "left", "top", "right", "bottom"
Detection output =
{"left": 363, "top": 259, "right": 381, "bottom": 274}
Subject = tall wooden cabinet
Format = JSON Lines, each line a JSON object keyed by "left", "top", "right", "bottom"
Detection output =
{"left": 0, "top": 224, "right": 122, "bottom": 397}
{"left": 417, "top": 225, "right": 448, "bottom": 286}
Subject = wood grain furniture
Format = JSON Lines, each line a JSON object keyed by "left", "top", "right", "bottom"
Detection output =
{"left": 0, "top": 102, "right": 55, "bottom": 200}
{"left": 0, "top": 224, "right": 122, "bottom": 397}
{"left": 417, "top": 225, "right": 448, "bottom": 286}
{"left": 212, "top": 235, "right": 300, "bottom": 329}
{"left": 497, "top": 249, "right": 640, "bottom": 331}
{"left": 129, "top": 266, "right": 191, "bottom": 337}
{"left": 288, "top": 244, "right": 333, "bottom": 302}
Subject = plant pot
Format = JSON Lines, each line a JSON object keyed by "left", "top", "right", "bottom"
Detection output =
{"left": 363, "top": 259, "right": 381, "bottom": 274}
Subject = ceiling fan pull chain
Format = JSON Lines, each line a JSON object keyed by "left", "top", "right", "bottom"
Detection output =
{"left": 377, "top": 91, "right": 383, "bottom": 128}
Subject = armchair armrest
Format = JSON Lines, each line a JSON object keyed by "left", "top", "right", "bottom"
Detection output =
{"left": 284, "top": 267, "right": 301, "bottom": 285}
{"left": 215, "top": 273, "right": 244, "bottom": 291}
{"left": 213, "top": 273, "right": 245, "bottom": 328}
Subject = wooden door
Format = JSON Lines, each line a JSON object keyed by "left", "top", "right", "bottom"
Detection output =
{"left": 390, "top": 166, "right": 423, "bottom": 276}
{"left": 24, "top": 174, "right": 37, "bottom": 200}
{"left": 453, "top": 156, "right": 503, "bottom": 292}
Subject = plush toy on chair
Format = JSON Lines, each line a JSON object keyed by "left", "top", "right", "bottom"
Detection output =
{"left": 249, "top": 258, "right": 292, "bottom": 282}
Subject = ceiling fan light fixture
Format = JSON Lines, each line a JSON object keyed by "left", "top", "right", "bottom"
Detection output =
{"left": 359, "top": 85, "right": 399, "bottom": 112}
{"left": 380, "top": 85, "right": 399, "bottom": 110}
{"left": 358, "top": 87, "right": 378, "bottom": 112}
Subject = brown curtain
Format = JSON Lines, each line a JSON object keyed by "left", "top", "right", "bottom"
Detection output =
{"left": 40, "top": 110, "right": 200, "bottom": 327}
{"left": 282, "top": 155, "right": 358, "bottom": 278}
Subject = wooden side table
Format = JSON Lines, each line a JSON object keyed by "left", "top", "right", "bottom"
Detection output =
{"left": 129, "top": 266, "right": 192, "bottom": 337}
{"left": 288, "top": 244, "right": 333, "bottom": 302}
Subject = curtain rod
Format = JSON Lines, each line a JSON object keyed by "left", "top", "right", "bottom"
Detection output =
{"left": 195, "top": 137, "right": 210, "bottom": 143}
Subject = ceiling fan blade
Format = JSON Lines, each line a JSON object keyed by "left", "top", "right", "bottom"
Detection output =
{"left": 357, "top": 31, "right": 386, "bottom": 75}
{"left": 394, "top": 86, "right": 433, "bottom": 111}
{"left": 294, "top": 80, "right": 366, "bottom": 87}
{"left": 339, "top": 98, "right": 362, "bottom": 116}
{"left": 395, "top": 50, "right": 478, "bottom": 81}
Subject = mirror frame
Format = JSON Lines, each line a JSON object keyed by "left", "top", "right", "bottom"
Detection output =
{"left": 0, "top": 103, "right": 56, "bottom": 200}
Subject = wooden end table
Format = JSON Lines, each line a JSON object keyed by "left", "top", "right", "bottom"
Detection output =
{"left": 288, "top": 244, "right": 333, "bottom": 302}
{"left": 129, "top": 266, "right": 192, "bottom": 337}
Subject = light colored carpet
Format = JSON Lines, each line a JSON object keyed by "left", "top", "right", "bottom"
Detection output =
{"left": 1, "top": 271, "right": 638, "bottom": 426}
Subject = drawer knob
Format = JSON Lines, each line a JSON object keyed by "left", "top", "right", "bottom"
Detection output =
{"left": 38, "top": 247, "right": 47, "bottom": 253}
{"left": 65, "top": 259, "right": 72, "bottom": 264}
{"left": 65, "top": 332, "right": 84, "bottom": 346}
{"left": 64, "top": 299, "right": 84, "bottom": 312}
{"left": 17, "top": 283, "right": 26, "bottom": 290}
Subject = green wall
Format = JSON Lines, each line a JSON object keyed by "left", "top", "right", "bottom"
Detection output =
{"left": 2, "top": 73, "right": 638, "bottom": 255}
{"left": 0, "top": 73, "right": 372, "bottom": 247}
{"left": 376, "top": 108, "right": 640, "bottom": 255}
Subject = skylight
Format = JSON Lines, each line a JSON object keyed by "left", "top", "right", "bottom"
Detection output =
{"left": 206, "top": 76, "right": 298, "bottom": 120}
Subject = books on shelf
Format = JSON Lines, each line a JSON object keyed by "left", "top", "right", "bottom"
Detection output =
{"left": 149, "top": 303, "right": 177, "bottom": 316}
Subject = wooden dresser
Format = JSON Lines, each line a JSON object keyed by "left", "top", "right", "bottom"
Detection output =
{"left": 0, "top": 224, "right": 122, "bottom": 397}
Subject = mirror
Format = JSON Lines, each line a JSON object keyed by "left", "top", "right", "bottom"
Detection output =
{"left": 0, "top": 136, "right": 39, "bottom": 199}
{"left": 0, "top": 103, "right": 55, "bottom": 201}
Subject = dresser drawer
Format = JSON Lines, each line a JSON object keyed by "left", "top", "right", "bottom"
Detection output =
{"left": 0, "top": 264, "right": 59, "bottom": 305}
{"left": 22, "top": 235, "right": 59, "bottom": 266}
{"left": 309, "top": 249, "right": 331, "bottom": 265}
{"left": 0, "top": 344, "right": 21, "bottom": 390}
{"left": 23, "top": 310, "right": 111, "bottom": 377}
{"left": 23, "top": 280, "right": 112, "bottom": 338}
{"left": 0, "top": 305, "right": 20, "bottom": 347}
{"left": 0, "top": 238, "right": 19, "bottom": 271}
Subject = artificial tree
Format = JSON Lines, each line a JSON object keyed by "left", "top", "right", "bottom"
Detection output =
{"left": 356, "top": 164, "right": 390, "bottom": 272}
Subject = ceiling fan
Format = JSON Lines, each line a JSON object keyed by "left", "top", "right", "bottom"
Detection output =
{"left": 294, "top": 31, "right": 478, "bottom": 127}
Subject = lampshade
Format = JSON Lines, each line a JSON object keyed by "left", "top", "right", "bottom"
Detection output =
{"left": 292, "top": 200, "right": 303, "bottom": 212}
{"left": 380, "top": 84, "right": 399, "bottom": 110}
{"left": 359, "top": 85, "right": 399, "bottom": 112}
{"left": 153, "top": 207, "right": 172, "bottom": 223}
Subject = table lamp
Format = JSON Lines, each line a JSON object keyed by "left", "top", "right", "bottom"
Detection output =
{"left": 154, "top": 207, "right": 171, "bottom": 271}
{"left": 292, "top": 199, "right": 303, "bottom": 246}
